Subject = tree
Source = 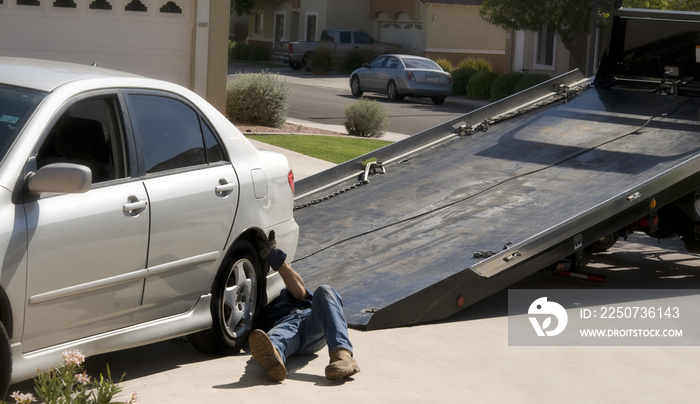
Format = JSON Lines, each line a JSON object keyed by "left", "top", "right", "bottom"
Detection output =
{"left": 479, "top": 0, "right": 611, "bottom": 69}
{"left": 231, "top": 0, "right": 256, "bottom": 16}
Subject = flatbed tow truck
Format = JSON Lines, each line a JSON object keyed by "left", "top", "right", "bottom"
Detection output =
{"left": 290, "top": 6, "right": 700, "bottom": 331}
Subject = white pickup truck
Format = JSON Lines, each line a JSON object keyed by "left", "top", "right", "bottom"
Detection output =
{"left": 273, "top": 29, "right": 400, "bottom": 70}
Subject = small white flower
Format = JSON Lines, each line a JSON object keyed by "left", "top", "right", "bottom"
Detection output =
{"left": 75, "top": 371, "right": 91, "bottom": 385}
{"left": 10, "top": 391, "right": 37, "bottom": 404}
{"left": 62, "top": 350, "right": 86, "bottom": 366}
{"left": 126, "top": 391, "right": 140, "bottom": 404}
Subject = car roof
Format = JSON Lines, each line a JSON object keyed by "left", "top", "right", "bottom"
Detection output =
{"left": 0, "top": 57, "right": 143, "bottom": 92}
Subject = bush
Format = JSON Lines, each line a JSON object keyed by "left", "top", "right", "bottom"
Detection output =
{"left": 434, "top": 58, "right": 454, "bottom": 73}
{"left": 344, "top": 98, "right": 389, "bottom": 138}
{"left": 343, "top": 47, "right": 381, "bottom": 73}
{"left": 451, "top": 67, "right": 477, "bottom": 95}
{"left": 514, "top": 73, "right": 552, "bottom": 93}
{"left": 468, "top": 70, "right": 499, "bottom": 99}
{"left": 229, "top": 41, "right": 267, "bottom": 61}
{"left": 310, "top": 43, "right": 336, "bottom": 74}
{"left": 226, "top": 71, "right": 290, "bottom": 128}
{"left": 490, "top": 71, "right": 525, "bottom": 101}
{"left": 456, "top": 57, "right": 492, "bottom": 72}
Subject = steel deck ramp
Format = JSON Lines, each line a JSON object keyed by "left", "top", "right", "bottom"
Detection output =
{"left": 291, "top": 72, "right": 700, "bottom": 330}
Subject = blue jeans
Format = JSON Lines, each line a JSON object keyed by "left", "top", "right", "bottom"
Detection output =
{"left": 267, "top": 285, "right": 353, "bottom": 363}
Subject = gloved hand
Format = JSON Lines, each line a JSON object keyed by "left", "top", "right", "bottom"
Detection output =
{"left": 256, "top": 231, "right": 287, "bottom": 271}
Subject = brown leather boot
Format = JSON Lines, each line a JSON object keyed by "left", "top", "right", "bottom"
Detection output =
{"left": 249, "top": 329, "right": 287, "bottom": 382}
{"left": 325, "top": 348, "right": 360, "bottom": 380}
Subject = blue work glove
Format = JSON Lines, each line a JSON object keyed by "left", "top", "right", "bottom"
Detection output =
{"left": 256, "top": 231, "right": 287, "bottom": 271}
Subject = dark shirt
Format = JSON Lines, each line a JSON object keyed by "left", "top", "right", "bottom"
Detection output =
{"left": 258, "top": 288, "right": 313, "bottom": 332}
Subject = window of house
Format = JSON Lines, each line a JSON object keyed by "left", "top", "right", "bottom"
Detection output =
{"left": 275, "top": 12, "right": 285, "bottom": 42}
{"left": 305, "top": 13, "right": 317, "bottom": 42}
{"left": 254, "top": 12, "right": 263, "bottom": 35}
{"left": 534, "top": 25, "right": 556, "bottom": 70}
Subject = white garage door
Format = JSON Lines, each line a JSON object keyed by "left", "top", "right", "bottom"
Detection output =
{"left": 0, "top": 0, "right": 194, "bottom": 87}
{"left": 379, "top": 21, "right": 423, "bottom": 53}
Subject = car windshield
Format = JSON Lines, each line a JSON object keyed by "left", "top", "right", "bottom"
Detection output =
{"left": 0, "top": 84, "right": 46, "bottom": 163}
{"left": 402, "top": 58, "right": 441, "bottom": 70}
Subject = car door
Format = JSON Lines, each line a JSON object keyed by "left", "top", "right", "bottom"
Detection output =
{"left": 124, "top": 92, "right": 239, "bottom": 322}
{"left": 364, "top": 56, "right": 389, "bottom": 91}
{"left": 375, "top": 56, "right": 400, "bottom": 90}
{"left": 22, "top": 95, "right": 149, "bottom": 352}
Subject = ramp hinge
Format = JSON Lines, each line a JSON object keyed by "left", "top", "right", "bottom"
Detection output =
{"left": 359, "top": 161, "right": 386, "bottom": 184}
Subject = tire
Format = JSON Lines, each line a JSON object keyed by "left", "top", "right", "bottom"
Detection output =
{"left": 387, "top": 81, "right": 403, "bottom": 101}
{"left": 289, "top": 62, "right": 302, "bottom": 70}
{"left": 189, "top": 240, "right": 262, "bottom": 355}
{"left": 431, "top": 96, "right": 446, "bottom": 105}
{"left": 585, "top": 234, "right": 620, "bottom": 253}
{"left": 0, "top": 322, "right": 10, "bottom": 400}
{"left": 351, "top": 76, "right": 363, "bottom": 97}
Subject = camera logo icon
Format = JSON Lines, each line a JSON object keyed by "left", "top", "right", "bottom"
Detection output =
{"left": 528, "top": 297, "right": 568, "bottom": 337}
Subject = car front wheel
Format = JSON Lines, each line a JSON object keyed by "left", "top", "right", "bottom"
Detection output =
{"left": 189, "top": 240, "right": 262, "bottom": 355}
{"left": 351, "top": 76, "right": 363, "bottom": 96}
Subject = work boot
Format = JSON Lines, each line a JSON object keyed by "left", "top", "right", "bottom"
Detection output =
{"left": 249, "top": 329, "right": 287, "bottom": 382}
{"left": 325, "top": 348, "right": 360, "bottom": 380}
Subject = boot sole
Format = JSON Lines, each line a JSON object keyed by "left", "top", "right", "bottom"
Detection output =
{"left": 249, "top": 330, "right": 287, "bottom": 382}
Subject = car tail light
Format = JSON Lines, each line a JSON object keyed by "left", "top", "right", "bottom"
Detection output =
{"left": 289, "top": 44, "right": 294, "bottom": 54}
{"left": 448, "top": 73, "right": 452, "bottom": 84}
{"left": 288, "top": 170, "right": 295, "bottom": 194}
{"left": 406, "top": 71, "right": 415, "bottom": 81}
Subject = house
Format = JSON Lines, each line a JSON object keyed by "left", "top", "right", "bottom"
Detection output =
{"left": 0, "top": 0, "right": 230, "bottom": 111}
{"left": 246, "top": 0, "right": 508, "bottom": 72}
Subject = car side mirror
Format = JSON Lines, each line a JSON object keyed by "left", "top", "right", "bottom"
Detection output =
{"left": 363, "top": 63, "right": 370, "bottom": 68}
{"left": 27, "top": 163, "right": 92, "bottom": 194}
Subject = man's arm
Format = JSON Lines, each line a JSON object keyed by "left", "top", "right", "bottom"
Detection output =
{"left": 277, "top": 262, "right": 310, "bottom": 300}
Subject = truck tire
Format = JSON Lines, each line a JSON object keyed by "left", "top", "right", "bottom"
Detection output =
{"left": 585, "top": 234, "right": 619, "bottom": 253}
{"left": 351, "top": 76, "right": 363, "bottom": 96}
{"left": 188, "top": 240, "right": 262, "bottom": 355}
{"left": 289, "top": 62, "right": 302, "bottom": 70}
{"left": 0, "top": 321, "right": 10, "bottom": 400}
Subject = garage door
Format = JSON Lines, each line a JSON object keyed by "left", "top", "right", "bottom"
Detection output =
{"left": 379, "top": 21, "right": 423, "bottom": 53}
{"left": 0, "top": 0, "right": 194, "bottom": 87}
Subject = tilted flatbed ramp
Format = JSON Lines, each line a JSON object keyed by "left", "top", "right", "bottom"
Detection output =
{"left": 291, "top": 69, "right": 700, "bottom": 330}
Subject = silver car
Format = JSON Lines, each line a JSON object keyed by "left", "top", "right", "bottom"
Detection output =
{"left": 0, "top": 57, "right": 298, "bottom": 395}
{"left": 349, "top": 54, "right": 452, "bottom": 105}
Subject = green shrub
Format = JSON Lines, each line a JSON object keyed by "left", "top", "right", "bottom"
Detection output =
{"left": 310, "top": 43, "right": 336, "bottom": 74}
{"left": 344, "top": 98, "right": 389, "bottom": 138}
{"left": 434, "top": 58, "right": 454, "bottom": 73}
{"left": 226, "top": 71, "right": 290, "bottom": 128}
{"left": 343, "top": 47, "right": 381, "bottom": 72}
{"left": 451, "top": 67, "right": 477, "bottom": 95}
{"left": 229, "top": 41, "right": 268, "bottom": 61}
{"left": 514, "top": 73, "right": 552, "bottom": 93}
{"left": 490, "top": 71, "right": 525, "bottom": 101}
{"left": 468, "top": 70, "right": 499, "bottom": 99}
{"left": 456, "top": 57, "right": 492, "bottom": 72}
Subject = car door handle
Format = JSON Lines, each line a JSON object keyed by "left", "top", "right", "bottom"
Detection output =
{"left": 215, "top": 181, "right": 236, "bottom": 195}
{"left": 123, "top": 199, "right": 148, "bottom": 212}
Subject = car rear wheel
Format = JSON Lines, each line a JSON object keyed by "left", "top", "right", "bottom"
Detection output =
{"left": 387, "top": 81, "right": 404, "bottom": 101}
{"left": 189, "top": 240, "right": 262, "bottom": 355}
{"left": 0, "top": 321, "right": 10, "bottom": 400}
{"left": 351, "top": 76, "right": 363, "bottom": 96}
{"left": 431, "top": 96, "right": 446, "bottom": 105}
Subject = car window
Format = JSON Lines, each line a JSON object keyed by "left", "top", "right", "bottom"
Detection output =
{"left": 202, "top": 120, "right": 225, "bottom": 163}
{"left": 0, "top": 85, "right": 46, "bottom": 165}
{"left": 402, "top": 58, "right": 441, "bottom": 70}
{"left": 353, "top": 31, "right": 373, "bottom": 44}
{"left": 387, "top": 57, "right": 400, "bottom": 69}
{"left": 369, "top": 56, "right": 388, "bottom": 69}
{"left": 127, "top": 94, "right": 210, "bottom": 174}
{"left": 338, "top": 31, "right": 352, "bottom": 44}
{"left": 36, "top": 97, "right": 126, "bottom": 183}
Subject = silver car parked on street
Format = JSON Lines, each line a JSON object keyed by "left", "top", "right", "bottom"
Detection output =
{"left": 0, "top": 57, "right": 298, "bottom": 396}
{"left": 349, "top": 54, "right": 453, "bottom": 105}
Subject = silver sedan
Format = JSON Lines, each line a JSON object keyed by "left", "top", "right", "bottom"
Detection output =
{"left": 0, "top": 57, "right": 298, "bottom": 394}
{"left": 350, "top": 54, "right": 452, "bottom": 105}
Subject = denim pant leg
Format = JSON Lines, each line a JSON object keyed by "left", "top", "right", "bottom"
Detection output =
{"left": 267, "top": 310, "right": 307, "bottom": 363}
{"left": 297, "top": 285, "right": 354, "bottom": 356}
